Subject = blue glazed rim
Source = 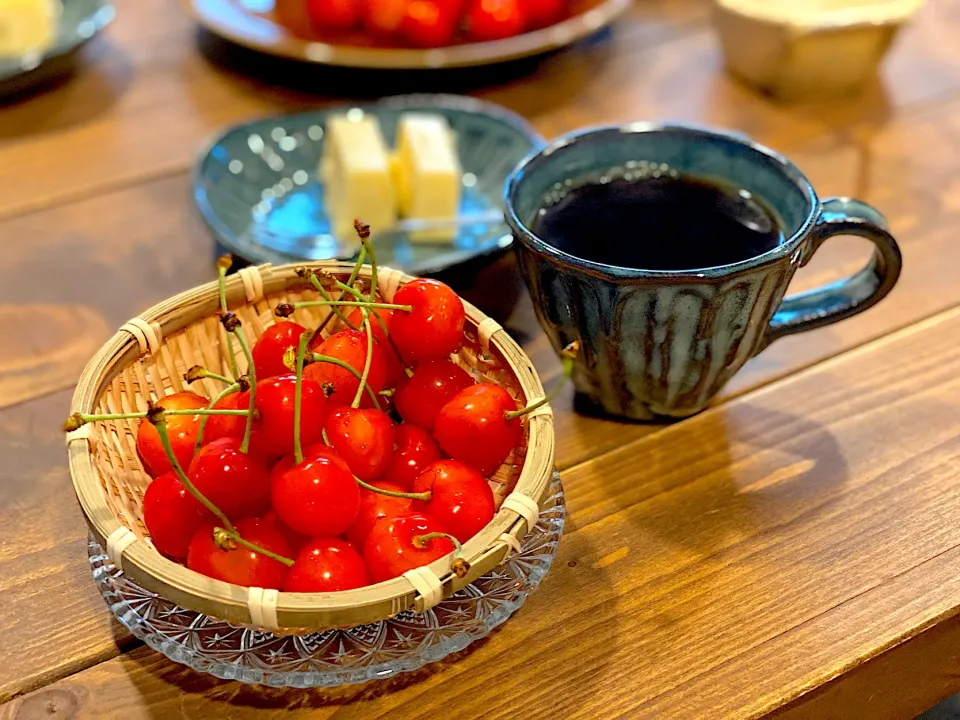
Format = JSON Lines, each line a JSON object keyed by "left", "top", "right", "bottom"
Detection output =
{"left": 0, "top": 1, "right": 115, "bottom": 94}
{"left": 503, "top": 122, "right": 821, "bottom": 280}
{"left": 191, "top": 94, "right": 545, "bottom": 277}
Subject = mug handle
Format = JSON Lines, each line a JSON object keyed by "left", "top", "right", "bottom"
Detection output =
{"left": 757, "top": 197, "right": 903, "bottom": 352}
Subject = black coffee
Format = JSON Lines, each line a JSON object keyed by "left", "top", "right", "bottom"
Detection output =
{"left": 531, "top": 175, "right": 784, "bottom": 271}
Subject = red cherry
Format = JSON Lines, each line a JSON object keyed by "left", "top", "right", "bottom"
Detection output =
{"left": 143, "top": 472, "right": 213, "bottom": 559}
{"left": 364, "top": 513, "right": 454, "bottom": 583}
{"left": 253, "top": 374, "right": 327, "bottom": 457}
{"left": 390, "top": 279, "right": 465, "bottom": 364}
{"left": 347, "top": 481, "right": 415, "bottom": 548}
{"left": 466, "top": 0, "right": 523, "bottom": 40}
{"left": 136, "top": 392, "right": 207, "bottom": 477}
{"left": 362, "top": 0, "right": 409, "bottom": 34}
{"left": 346, "top": 307, "right": 404, "bottom": 387}
{"left": 284, "top": 538, "right": 370, "bottom": 592}
{"left": 401, "top": 0, "right": 458, "bottom": 46}
{"left": 252, "top": 321, "right": 307, "bottom": 380}
{"left": 188, "top": 437, "right": 272, "bottom": 519}
{"left": 434, "top": 383, "right": 521, "bottom": 475}
{"left": 263, "top": 508, "right": 311, "bottom": 554}
{"left": 394, "top": 359, "right": 474, "bottom": 431}
{"left": 305, "top": 329, "right": 387, "bottom": 408}
{"left": 270, "top": 442, "right": 351, "bottom": 481}
{"left": 385, "top": 424, "right": 441, "bottom": 490}
{"left": 325, "top": 407, "right": 395, "bottom": 481}
{"left": 518, "top": 0, "right": 563, "bottom": 28}
{"left": 201, "top": 391, "right": 248, "bottom": 446}
{"left": 271, "top": 454, "right": 361, "bottom": 537}
{"left": 305, "top": 0, "right": 361, "bottom": 29}
{"left": 412, "top": 460, "right": 495, "bottom": 542}
{"left": 186, "top": 518, "right": 291, "bottom": 589}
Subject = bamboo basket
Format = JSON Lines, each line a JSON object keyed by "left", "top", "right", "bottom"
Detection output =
{"left": 66, "top": 261, "right": 555, "bottom": 633}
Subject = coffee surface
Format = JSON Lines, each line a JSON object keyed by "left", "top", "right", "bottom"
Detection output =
{"left": 531, "top": 175, "right": 785, "bottom": 271}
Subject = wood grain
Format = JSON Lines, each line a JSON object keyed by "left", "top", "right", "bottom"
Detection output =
{"left": 6, "top": 303, "right": 960, "bottom": 718}
{"left": 0, "top": 0, "right": 706, "bottom": 219}
{"left": 2, "top": 87, "right": 960, "bottom": 705}
{"left": 0, "top": 390, "right": 137, "bottom": 703}
{"left": 5, "top": 0, "right": 959, "bottom": 219}
{"left": 0, "top": 305, "right": 110, "bottom": 410}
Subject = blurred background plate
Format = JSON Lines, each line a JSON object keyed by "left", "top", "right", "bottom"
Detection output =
{"left": 0, "top": 0, "right": 115, "bottom": 99}
{"left": 193, "top": 94, "right": 544, "bottom": 281}
{"left": 178, "top": 0, "right": 629, "bottom": 69}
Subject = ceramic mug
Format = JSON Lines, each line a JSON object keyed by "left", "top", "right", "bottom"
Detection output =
{"left": 505, "top": 123, "right": 902, "bottom": 420}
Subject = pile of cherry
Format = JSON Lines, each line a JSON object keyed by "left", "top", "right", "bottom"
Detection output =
{"left": 66, "top": 235, "right": 544, "bottom": 596}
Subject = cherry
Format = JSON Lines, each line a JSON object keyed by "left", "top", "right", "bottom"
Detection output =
{"left": 412, "top": 460, "right": 495, "bottom": 543}
{"left": 200, "top": 391, "right": 249, "bottom": 446}
{"left": 270, "top": 442, "right": 351, "bottom": 482}
{"left": 136, "top": 392, "right": 207, "bottom": 477}
{"left": 389, "top": 279, "right": 465, "bottom": 364}
{"left": 325, "top": 407, "right": 395, "bottom": 481}
{"left": 466, "top": 0, "right": 524, "bottom": 40}
{"left": 434, "top": 383, "right": 521, "bottom": 475}
{"left": 347, "top": 481, "right": 415, "bottom": 548}
{"left": 252, "top": 321, "right": 307, "bottom": 380}
{"left": 401, "top": 0, "right": 458, "bottom": 46}
{"left": 271, "top": 454, "right": 361, "bottom": 537}
{"left": 363, "top": 513, "right": 454, "bottom": 583}
{"left": 143, "top": 472, "right": 213, "bottom": 559}
{"left": 345, "top": 307, "right": 403, "bottom": 387}
{"left": 284, "top": 538, "right": 370, "bottom": 592}
{"left": 263, "top": 508, "right": 312, "bottom": 554}
{"left": 305, "top": 329, "right": 387, "bottom": 408}
{"left": 385, "top": 424, "right": 441, "bottom": 490}
{"left": 306, "top": 0, "right": 361, "bottom": 29}
{"left": 394, "top": 359, "right": 474, "bottom": 431}
{"left": 253, "top": 374, "right": 327, "bottom": 457}
{"left": 186, "top": 518, "right": 291, "bottom": 589}
{"left": 518, "top": 0, "right": 564, "bottom": 28}
{"left": 362, "top": 0, "right": 409, "bottom": 34}
{"left": 188, "top": 437, "right": 272, "bottom": 519}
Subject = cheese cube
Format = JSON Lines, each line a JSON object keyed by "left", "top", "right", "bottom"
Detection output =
{"left": 320, "top": 113, "right": 397, "bottom": 245}
{"left": 392, "top": 114, "right": 462, "bottom": 244}
{"left": 0, "top": 0, "right": 58, "bottom": 57}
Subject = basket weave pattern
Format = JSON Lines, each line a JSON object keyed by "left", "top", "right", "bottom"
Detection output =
{"left": 68, "top": 262, "right": 554, "bottom": 633}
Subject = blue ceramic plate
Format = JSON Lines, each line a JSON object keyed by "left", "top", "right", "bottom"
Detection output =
{"left": 192, "top": 94, "right": 544, "bottom": 276}
{"left": 0, "top": 0, "right": 115, "bottom": 98}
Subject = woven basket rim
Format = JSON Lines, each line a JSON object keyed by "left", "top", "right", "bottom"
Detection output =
{"left": 67, "top": 261, "right": 555, "bottom": 630}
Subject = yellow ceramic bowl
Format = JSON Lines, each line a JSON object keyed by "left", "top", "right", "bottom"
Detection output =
{"left": 714, "top": 0, "right": 927, "bottom": 98}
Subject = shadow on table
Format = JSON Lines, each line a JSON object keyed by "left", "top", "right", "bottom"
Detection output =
{"left": 191, "top": 26, "right": 615, "bottom": 107}
{"left": 0, "top": 36, "right": 133, "bottom": 140}
{"left": 589, "top": 403, "right": 850, "bottom": 559}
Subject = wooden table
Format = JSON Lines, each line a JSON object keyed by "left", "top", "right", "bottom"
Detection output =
{"left": 3, "top": 0, "right": 960, "bottom": 717}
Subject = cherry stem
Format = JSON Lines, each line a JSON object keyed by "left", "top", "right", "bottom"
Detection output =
{"left": 232, "top": 328, "right": 258, "bottom": 455}
{"left": 335, "top": 248, "right": 407, "bottom": 373}
{"left": 413, "top": 531, "right": 462, "bottom": 556}
{"left": 65, "top": 407, "right": 250, "bottom": 430}
{"left": 293, "top": 330, "right": 311, "bottom": 466}
{"left": 354, "top": 476, "right": 431, "bottom": 501}
{"left": 194, "top": 380, "right": 243, "bottom": 454}
{"left": 306, "top": 352, "right": 380, "bottom": 409}
{"left": 152, "top": 413, "right": 236, "bottom": 534}
{"left": 184, "top": 366, "right": 233, "bottom": 385}
{"left": 291, "top": 300, "right": 411, "bottom": 312}
{"left": 504, "top": 340, "right": 581, "bottom": 420}
{"left": 346, "top": 244, "right": 367, "bottom": 289}
{"left": 217, "top": 258, "right": 241, "bottom": 381}
{"left": 299, "top": 267, "right": 359, "bottom": 332}
{"left": 215, "top": 527, "right": 295, "bottom": 567}
{"left": 281, "top": 346, "right": 380, "bottom": 408}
